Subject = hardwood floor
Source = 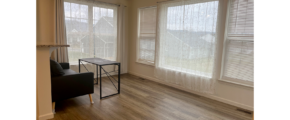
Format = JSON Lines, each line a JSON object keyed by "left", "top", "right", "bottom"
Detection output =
{"left": 49, "top": 74, "right": 252, "bottom": 120}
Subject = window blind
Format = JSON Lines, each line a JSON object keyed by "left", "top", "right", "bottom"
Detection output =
{"left": 227, "top": 0, "right": 254, "bottom": 36}
{"left": 137, "top": 7, "right": 157, "bottom": 64}
{"left": 222, "top": 0, "right": 254, "bottom": 84}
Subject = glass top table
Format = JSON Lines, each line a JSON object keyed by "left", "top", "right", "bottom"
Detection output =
{"left": 79, "top": 58, "right": 120, "bottom": 66}
{"left": 79, "top": 58, "right": 120, "bottom": 99}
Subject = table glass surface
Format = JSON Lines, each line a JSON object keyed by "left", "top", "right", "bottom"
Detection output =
{"left": 79, "top": 58, "right": 120, "bottom": 65}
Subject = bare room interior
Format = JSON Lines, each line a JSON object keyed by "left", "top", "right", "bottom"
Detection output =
{"left": 36, "top": 0, "right": 254, "bottom": 120}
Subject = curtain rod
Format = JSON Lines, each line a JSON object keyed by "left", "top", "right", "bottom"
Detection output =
{"left": 139, "top": 5, "right": 156, "bottom": 9}
{"left": 95, "top": 0, "right": 120, "bottom": 6}
{"left": 80, "top": 0, "right": 121, "bottom": 6}
{"left": 157, "top": 0, "right": 174, "bottom": 3}
{"left": 93, "top": 1, "right": 127, "bottom": 7}
{"left": 77, "top": 0, "right": 127, "bottom": 7}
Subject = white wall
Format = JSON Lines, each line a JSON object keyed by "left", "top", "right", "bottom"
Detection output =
{"left": 34, "top": 72, "right": 38, "bottom": 120}
{"left": 127, "top": 0, "right": 253, "bottom": 111}
{"left": 35, "top": 0, "right": 39, "bottom": 120}
{"left": 37, "top": 0, "right": 56, "bottom": 119}
{"left": 37, "top": 0, "right": 55, "bottom": 45}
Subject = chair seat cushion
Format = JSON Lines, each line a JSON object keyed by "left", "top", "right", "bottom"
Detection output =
{"left": 62, "top": 69, "right": 78, "bottom": 76}
{"left": 50, "top": 59, "right": 65, "bottom": 76}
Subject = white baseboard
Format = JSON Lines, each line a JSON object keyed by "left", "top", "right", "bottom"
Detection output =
{"left": 38, "top": 112, "right": 54, "bottom": 120}
{"left": 128, "top": 71, "right": 253, "bottom": 111}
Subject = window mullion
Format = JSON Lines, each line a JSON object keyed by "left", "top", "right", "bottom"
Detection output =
{"left": 88, "top": 5, "right": 94, "bottom": 57}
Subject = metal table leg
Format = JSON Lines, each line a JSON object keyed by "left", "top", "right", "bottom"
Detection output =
{"left": 96, "top": 65, "right": 98, "bottom": 84}
{"left": 118, "top": 63, "right": 120, "bottom": 94}
{"left": 79, "top": 59, "right": 121, "bottom": 99}
{"left": 79, "top": 59, "right": 80, "bottom": 73}
{"left": 99, "top": 64, "right": 121, "bottom": 99}
{"left": 100, "top": 65, "right": 102, "bottom": 99}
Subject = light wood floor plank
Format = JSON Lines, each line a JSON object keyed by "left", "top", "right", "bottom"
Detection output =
{"left": 49, "top": 74, "right": 252, "bottom": 120}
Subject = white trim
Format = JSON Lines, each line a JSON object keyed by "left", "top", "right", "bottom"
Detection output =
{"left": 219, "top": 79, "right": 253, "bottom": 88}
{"left": 38, "top": 112, "right": 54, "bottom": 120}
{"left": 154, "top": 4, "right": 159, "bottom": 67}
{"left": 219, "top": 0, "right": 231, "bottom": 82}
{"left": 128, "top": 71, "right": 253, "bottom": 112}
{"left": 136, "top": 61, "right": 155, "bottom": 66}
{"left": 136, "top": 8, "right": 141, "bottom": 63}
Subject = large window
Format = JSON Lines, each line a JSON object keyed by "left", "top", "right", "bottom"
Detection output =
{"left": 64, "top": 1, "right": 118, "bottom": 64}
{"left": 137, "top": 6, "right": 157, "bottom": 65}
{"left": 221, "top": 0, "right": 254, "bottom": 85}
{"left": 156, "top": 0, "right": 219, "bottom": 78}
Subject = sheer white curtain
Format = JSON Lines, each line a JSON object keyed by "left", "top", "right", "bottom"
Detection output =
{"left": 64, "top": 0, "right": 120, "bottom": 77}
{"left": 117, "top": 4, "right": 128, "bottom": 74}
{"left": 155, "top": 0, "right": 219, "bottom": 93}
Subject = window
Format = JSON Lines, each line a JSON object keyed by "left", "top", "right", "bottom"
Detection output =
{"left": 156, "top": 0, "right": 219, "bottom": 78}
{"left": 221, "top": 0, "right": 254, "bottom": 85}
{"left": 137, "top": 6, "right": 157, "bottom": 65}
{"left": 64, "top": 1, "right": 118, "bottom": 64}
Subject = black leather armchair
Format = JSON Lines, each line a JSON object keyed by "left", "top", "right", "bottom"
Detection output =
{"left": 51, "top": 63, "right": 94, "bottom": 112}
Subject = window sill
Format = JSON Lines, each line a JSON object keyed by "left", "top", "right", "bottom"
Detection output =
{"left": 218, "top": 79, "right": 253, "bottom": 88}
{"left": 160, "top": 66, "right": 212, "bottom": 79}
{"left": 136, "top": 61, "right": 155, "bottom": 67}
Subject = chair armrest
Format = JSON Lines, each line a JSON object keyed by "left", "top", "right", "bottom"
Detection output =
{"left": 59, "top": 63, "right": 70, "bottom": 69}
{"left": 51, "top": 72, "right": 94, "bottom": 102}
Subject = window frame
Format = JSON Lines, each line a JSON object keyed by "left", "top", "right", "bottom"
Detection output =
{"left": 219, "top": 0, "right": 254, "bottom": 87}
{"left": 64, "top": 0, "right": 118, "bottom": 65}
{"left": 136, "top": 6, "right": 157, "bottom": 66}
